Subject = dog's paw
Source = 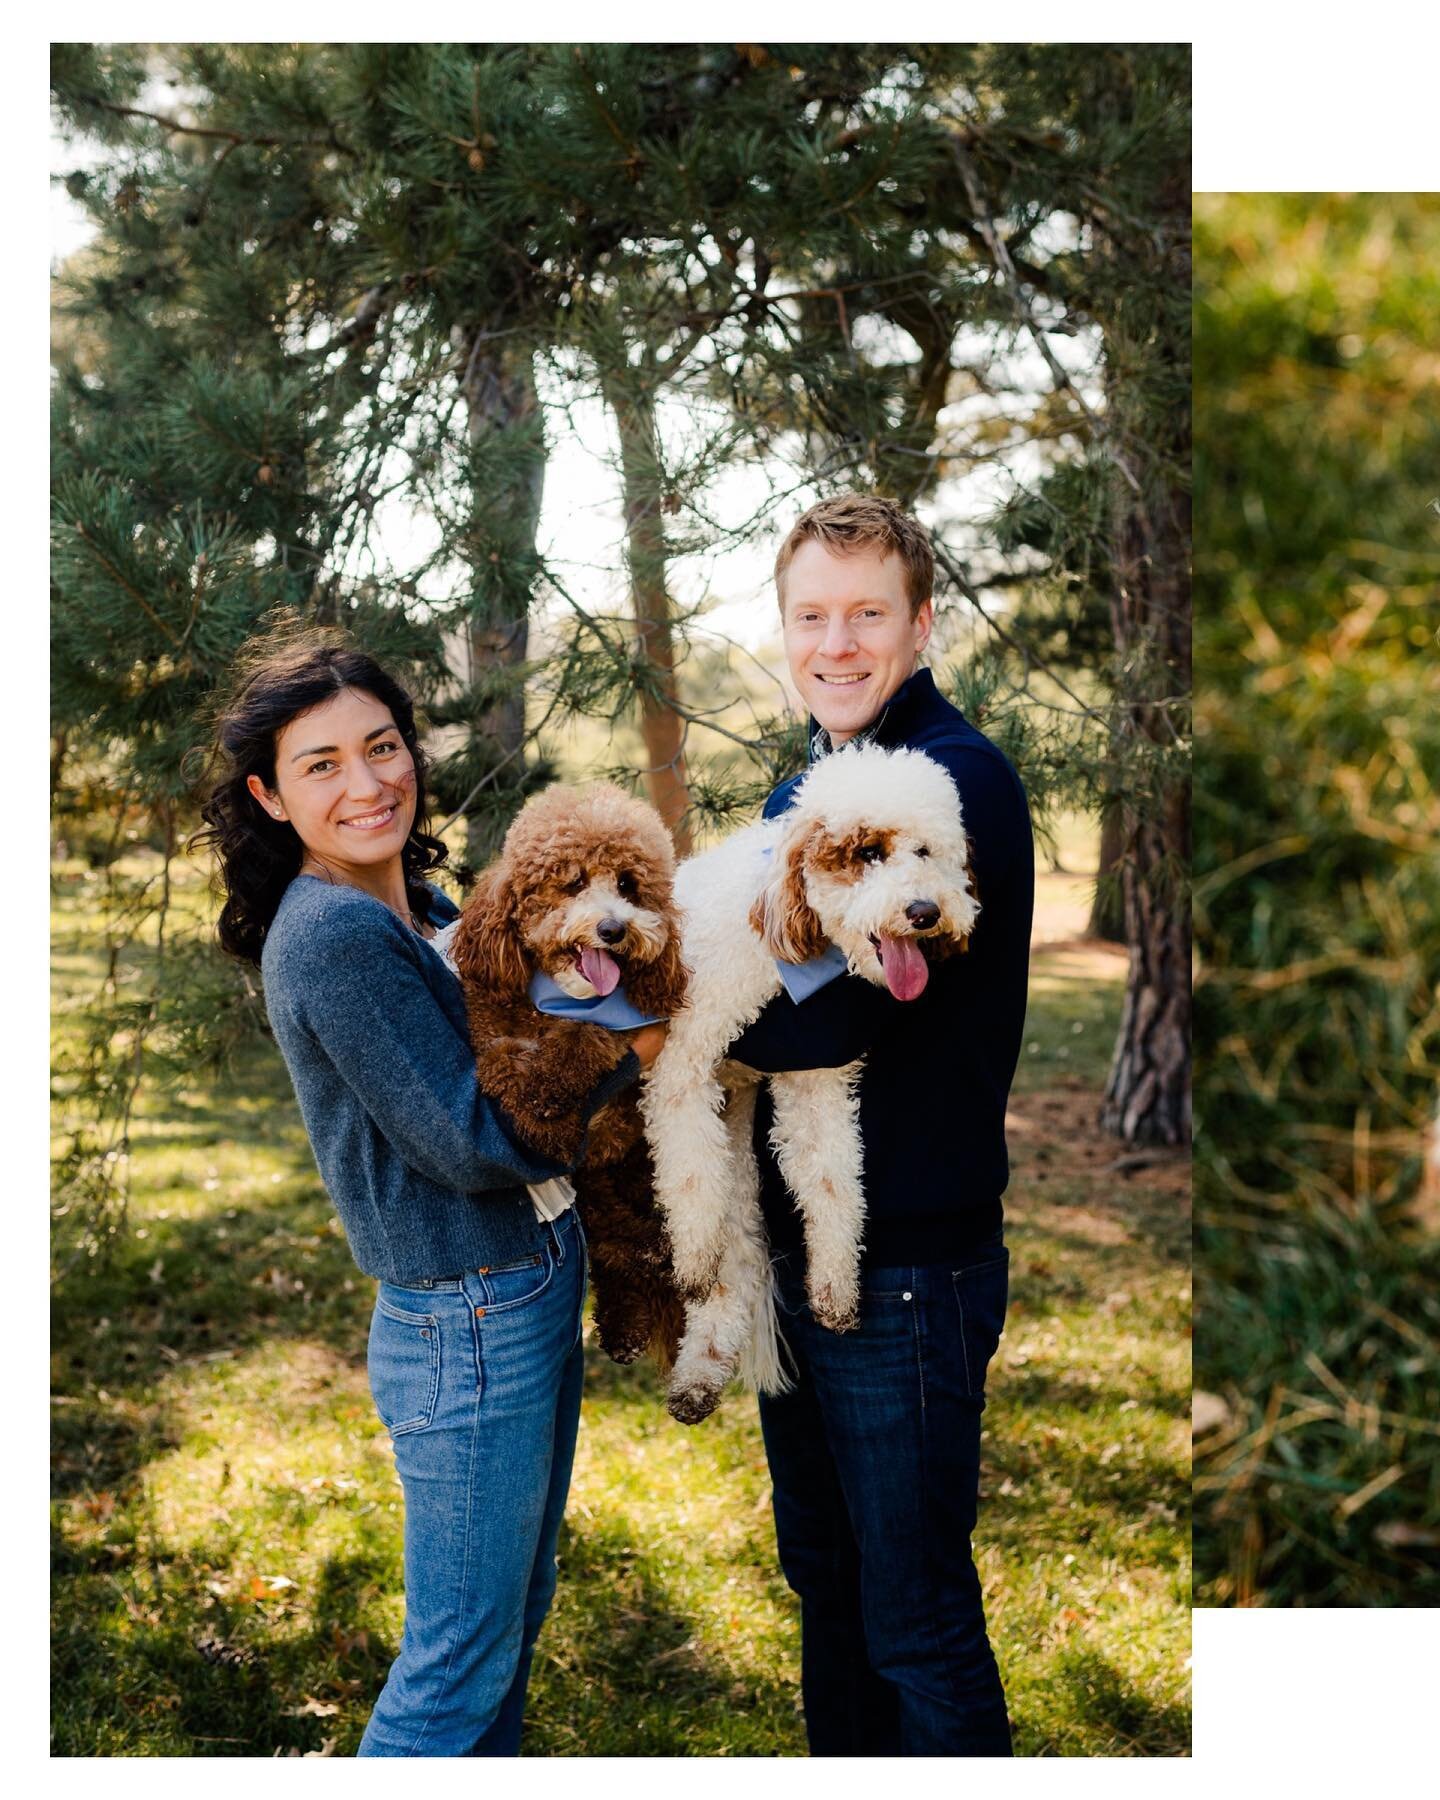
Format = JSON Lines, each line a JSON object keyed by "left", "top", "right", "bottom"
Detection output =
{"left": 808, "top": 1282, "right": 859, "bottom": 1334}
{"left": 666, "top": 1380, "right": 724, "bottom": 1426}
{"left": 596, "top": 1332, "right": 649, "bottom": 1367}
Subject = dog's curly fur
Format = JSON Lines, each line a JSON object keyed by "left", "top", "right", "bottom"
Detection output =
{"left": 644, "top": 744, "right": 979, "bottom": 1423}
{"left": 450, "top": 783, "right": 689, "bottom": 1369}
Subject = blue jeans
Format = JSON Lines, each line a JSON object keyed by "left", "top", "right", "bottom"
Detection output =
{"left": 357, "top": 1208, "right": 586, "bottom": 1757}
{"left": 758, "top": 1232, "right": 1013, "bottom": 1757}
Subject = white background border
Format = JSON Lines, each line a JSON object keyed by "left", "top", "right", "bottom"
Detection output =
{"left": 29, "top": 6, "right": 1440, "bottom": 1783}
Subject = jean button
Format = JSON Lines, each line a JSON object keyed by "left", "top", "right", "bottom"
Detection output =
{"left": 902, "top": 1290, "right": 913, "bottom": 1301}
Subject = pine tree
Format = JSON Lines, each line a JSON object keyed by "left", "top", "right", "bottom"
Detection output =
{"left": 51, "top": 43, "right": 1191, "bottom": 1258}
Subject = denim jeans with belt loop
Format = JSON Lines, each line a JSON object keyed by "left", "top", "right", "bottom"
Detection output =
{"left": 758, "top": 1228, "right": 1013, "bottom": 1756}
{"left": 357, "top": 1206, "right": 586, "bottom": 1757}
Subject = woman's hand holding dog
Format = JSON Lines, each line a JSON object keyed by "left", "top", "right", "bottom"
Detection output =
{"left": 629, "top": 1022, "right": 668, "bottom": 1070}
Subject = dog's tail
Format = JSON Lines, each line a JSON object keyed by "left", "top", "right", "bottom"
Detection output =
{"left": 740, "top": 1259, "right": 796, "bottom": 1397}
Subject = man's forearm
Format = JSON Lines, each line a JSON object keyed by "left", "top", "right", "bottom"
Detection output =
{"left": 727, "top": 974, "right": 891, "bottom": 1073}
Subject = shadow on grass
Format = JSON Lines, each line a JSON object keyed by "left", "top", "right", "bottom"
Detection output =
{"left": 530, "top": 1511, "right": 804, "bottom": 1756}
{"left": 51, "top": 1392, "right": 182, "bottom": 1501}
{"left": 53, "top": 1194, "right": 372, "bottom": 1383}
{"left": 1017, "top": 1646, "right": 1190, "bottom": 1757}
{"left": 997, "top": 1363, "right": 1188, "bottom": 1425}
{"left": 50, "top": 1542, "right": 400, "bottom": 1757}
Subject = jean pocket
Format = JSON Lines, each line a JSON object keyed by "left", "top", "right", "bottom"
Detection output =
{"left": 862, "top": 1266, "right": 916, "bottom": 1303}
{"left": 369, "top": 1294, "right": 441, "bottom": 1436}
{"left": 474, "top": 1249, "right": 554, "bottom": 1314}
{"left": 952, "top": 1251, "right": 1009, "bottom": 1399}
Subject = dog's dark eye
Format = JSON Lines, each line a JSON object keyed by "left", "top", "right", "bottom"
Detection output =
{"left": 616, "top": 871, "right": 638, "bottom": 901}
{"left": 564, "top": 874, "right": 586, "bottom": 895}
{"left": 915, "top": 845, "right": 930, "bottom": 860}
{"left": 856, "top": 842, "right": 888, "bottom": 865}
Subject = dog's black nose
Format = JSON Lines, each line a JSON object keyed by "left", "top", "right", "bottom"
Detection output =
{"left": 906, "top": 899, "right": 940, "bottom": 931}
{"left": 597, "top": 917, "right": 626, "bottom": 945}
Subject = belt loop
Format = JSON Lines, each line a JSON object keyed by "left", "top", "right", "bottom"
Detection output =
{"left": 550, "top": 1219, "right": 564, "bottom": 1266}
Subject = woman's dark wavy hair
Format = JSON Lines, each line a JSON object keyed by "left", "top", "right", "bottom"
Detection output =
{"left": 193, "top": 629, "right": 448, "bottom": 967}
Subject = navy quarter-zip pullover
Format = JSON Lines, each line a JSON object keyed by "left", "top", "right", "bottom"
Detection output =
{"left": 729, "top": 666, "right": 1034, "bottom": 1267}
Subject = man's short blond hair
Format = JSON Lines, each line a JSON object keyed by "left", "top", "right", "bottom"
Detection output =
{"left": 774, "top": 493, "right": 935, "bottom": 619}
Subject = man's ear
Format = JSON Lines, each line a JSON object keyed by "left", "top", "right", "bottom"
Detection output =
{"left": 914, "top": 597, "right": 934, "bottom": 656}
{"left": 246, "top": 773, "right": 285, "bottom": 821}
{"left": 748, "top": 820, "right": 829, "bottom": 964}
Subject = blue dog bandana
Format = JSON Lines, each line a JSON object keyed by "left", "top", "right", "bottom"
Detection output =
{"left": 775, "top": 942, "right": 850, "bottom": 1003}
{"left": 526, "top": 969, "right": 666, "bottom": 1030}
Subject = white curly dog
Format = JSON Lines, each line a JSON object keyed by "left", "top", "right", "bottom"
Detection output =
{"left": 643, "top": 742, "right": 980, "bottom": 1424}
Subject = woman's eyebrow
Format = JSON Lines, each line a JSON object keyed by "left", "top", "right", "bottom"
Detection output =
{"left": 290, "top": 722, "right": 398, "bottom": 762}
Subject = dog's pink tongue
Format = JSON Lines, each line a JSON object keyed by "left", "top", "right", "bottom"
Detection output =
{"left": 579, "top": 946, "right": 621, "bottom": 996}
{"left": 878, "top": 934, "right": 928, "bottom": 1001}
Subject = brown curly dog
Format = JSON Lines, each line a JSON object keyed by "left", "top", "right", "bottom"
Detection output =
{"left": 450, "top": 783, "right": 689, "bottom": 1369}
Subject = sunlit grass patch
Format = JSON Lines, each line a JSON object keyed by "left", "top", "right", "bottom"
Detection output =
{"left": 52, "top": 874, "right": 1187, "bottom": 1753}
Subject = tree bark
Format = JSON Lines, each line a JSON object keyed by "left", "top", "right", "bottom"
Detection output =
{"left": 1099, "top": 476, "right": 1192, "bottom": 1146}
{"left": 1087, "top": 799, "right": 1126, "bottom": 943}
{"left": 460, "top": 337, "right": 546, "bottom": 862}
{"left": 1094, "top": 130, "right": 1192, "bottom": 1147}
{"left": 603, "top": 370, "right": 693, "bottom": 855}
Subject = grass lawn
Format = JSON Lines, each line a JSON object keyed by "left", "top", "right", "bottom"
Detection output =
{"left": 51, "top": 851, "right": 1190, "bottom": 1756}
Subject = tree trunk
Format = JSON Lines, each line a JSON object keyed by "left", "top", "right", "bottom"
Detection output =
{"left": 1099, "top": 478, "right": 1192, "bottom": 1146}
{"left": 459, "top": 338, "right": 546, "bottom": 863}
{"left": 603, "top": 371, "right": 693, "bottom": 855}
{"left": 1087, "top": 799, "right": 1126, "bottom": 942}
{"left": 1096, "top": 136, "right": 1192, "bottom": 1148}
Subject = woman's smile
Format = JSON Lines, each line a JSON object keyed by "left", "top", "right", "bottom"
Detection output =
{"left": 247, "top": 686, "right": 422, "bottom": 915}
{"left": 338, "top": 803, "right": 401, "bottom": 832}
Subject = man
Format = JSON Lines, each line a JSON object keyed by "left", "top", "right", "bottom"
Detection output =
{"left": 728, "top": 493, "right": 1033, "bottom": 1757}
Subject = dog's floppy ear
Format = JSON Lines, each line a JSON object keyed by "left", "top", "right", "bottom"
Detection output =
{"left": 922, "top": 834, "right": 980, "bottom": 962}
{"left": 749, "top": 819, "right": 829, "bottom": 963}
{"left": 451, "top": 866, "right": 530, "bottom": 999}
{"left": 626, "top": 924, "right": 689, "bottom": 1020}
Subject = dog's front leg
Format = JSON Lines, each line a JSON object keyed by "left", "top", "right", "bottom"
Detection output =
{"left": 641, "top": 1024, "right": 747, "bottom": 1298}
{"left": 767, "top": 1062, "right": 866, "bottom": 1332}
{"left": 469, "top": 1004, "right": 631, "bottom": 1165}
{"left": 666, "top": 1133, "right": 780, "bottom": 1424}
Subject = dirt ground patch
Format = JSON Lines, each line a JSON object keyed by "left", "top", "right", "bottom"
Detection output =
{"left": 1007, "top": 1077, "right": 1192, "bottom": 1221}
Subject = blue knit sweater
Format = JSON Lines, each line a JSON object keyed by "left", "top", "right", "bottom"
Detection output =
{"left": 260, "top": 875, "right": 640, "bottom": 1283}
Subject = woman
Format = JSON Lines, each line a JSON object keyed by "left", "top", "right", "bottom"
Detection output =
{"left": 198, "top": 632, "right": 664, "bottom": 1756}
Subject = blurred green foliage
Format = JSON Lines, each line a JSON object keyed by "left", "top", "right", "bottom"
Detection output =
{"left": 1194, "top": 194, "right": 1440, "bottom": 1605}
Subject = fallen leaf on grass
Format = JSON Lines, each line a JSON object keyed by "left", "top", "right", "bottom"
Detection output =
{"left": 1192, "top": 1391, "right": 1233, "bottom": 1436}
{"left": 284, "top": 1696, "right": 341, "bottom": 1718}
{"left": 1373, "top": 1521, "right": 1440, "bottom": 1551}
{"left": 249, "top": 1573, "right": 298, "bottom": 1599}
{"left": 275, "top": 1738, "right": 337, "bottom": 1757}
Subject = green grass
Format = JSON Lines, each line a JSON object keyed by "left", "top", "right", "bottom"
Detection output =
{"left": 51, "top": 865, "right": 1189, "bottom": 1755}
{"left": 1193, "top": 194, "right": 1440, "bottom": 1606}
